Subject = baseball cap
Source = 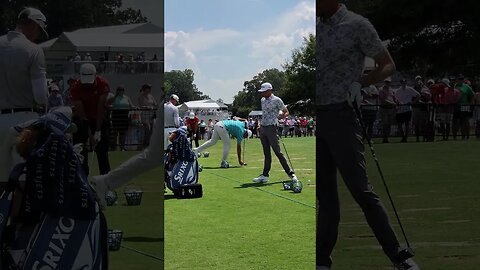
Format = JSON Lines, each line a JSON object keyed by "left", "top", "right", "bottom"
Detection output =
{"left": 189, "top": 112, "right": 195, "bottom": 119}
{"left": 258, "top": 82, "right": 273, "bottom": 92}
{"left": 415, "top": 75, "right": 422, "bottom": 81}
{"left": 384, "top": 77, "right": 392, "bottom": 83}
{"left": 427, "top": 79, "right": 435, "bottom": 85}
{"left": 18, "top": 7, "right": 48, "bottom": 40}
{"left": 170, "top": 94, "right": 179, "bottom": 102}
{"left": 50, "top": 84, "right": 60, "bottom": 92}
{"left": 441, "top": 78, "right": 451, "bottom": 87}
{"left": 79, "top": 63, "right": 96, "bottom": 84}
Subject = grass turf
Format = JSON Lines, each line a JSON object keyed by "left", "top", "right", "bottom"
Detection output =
{"left": 94, "top": 136, "right": 480, "bottom": 269}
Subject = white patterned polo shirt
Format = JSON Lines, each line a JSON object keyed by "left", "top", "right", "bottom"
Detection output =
{"left": 261, "top": 94, "right": 286, "bottom": 126}
{"left": 316, "top": 4, "right": 386, "bottom": 105}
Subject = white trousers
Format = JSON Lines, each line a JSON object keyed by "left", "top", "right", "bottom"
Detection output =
{"left": 0, "top": 112, "right": 39, "bottom": 182}
{"left": 196, "top": 122, "right": 230, "bottom": 162}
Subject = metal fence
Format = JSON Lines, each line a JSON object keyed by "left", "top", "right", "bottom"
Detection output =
{"left": 107, "top": 108, "right": 157, "bottom": 151}
{"left": 358, "top": 104, "right": 480, "bottom": 141}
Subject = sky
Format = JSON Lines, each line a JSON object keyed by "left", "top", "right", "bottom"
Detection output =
{"left": 121, "top": 0, "right": 315, "bottom": 103}
{"left": 163, "top": 0, "right": 315, "bottom": 103}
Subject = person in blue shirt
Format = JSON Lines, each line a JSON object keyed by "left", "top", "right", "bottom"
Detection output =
{"left": 194, "top": 117, "right": 250, "bottom": 168}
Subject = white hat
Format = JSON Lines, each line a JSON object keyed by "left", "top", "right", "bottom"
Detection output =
{"left": 189, "top": 112, "right": 195, "bottom": 119}
{"left": 18, "top": 7, "right": 48, "bottom": 40}
{"left": 441, "top": 78, "right": 451, "bottom": 87}
{"left": 246, "top": 129, "right": 252, "bottom": 138}
{"left": 258, "top": 82, "right": 273, "bottom": 92}
{"left": 384, "top": 77, "right": 392, "bottom": 83}
{"left": 415, "top": 75, "right": 422, "bottom": 81}
{"left": 50, "top": 84, "right": 60, "bottom": 91}
{"left": 80, "top": 63, "right": 96, "bottom": 84}
{"left": 170, "top": 94, "right": 179, "bottom": 102}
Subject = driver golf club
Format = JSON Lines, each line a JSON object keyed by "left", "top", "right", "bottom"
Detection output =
{"left": 352, "top": 100, "right": 413, "bottom": 256}
{"left": 278, "top": 135, "right": 302, "bottom": 193}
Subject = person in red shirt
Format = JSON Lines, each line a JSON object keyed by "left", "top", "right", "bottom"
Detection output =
{"left": 430, "top": 78, "right": 460, "bottom": 140}
{"left": 186, "top": 111, "right": 200, "bottom": 147}
{"left": 70, "top": 63, "right": 111, "bottom": 175}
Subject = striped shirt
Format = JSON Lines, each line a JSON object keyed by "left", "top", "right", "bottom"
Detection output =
{"left": 260, "top": 94, "right": 286, "bottom": 126}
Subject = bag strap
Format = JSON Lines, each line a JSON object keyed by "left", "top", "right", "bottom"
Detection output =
{"left": 0, "top": 163, "right": 26, "bottom": 269}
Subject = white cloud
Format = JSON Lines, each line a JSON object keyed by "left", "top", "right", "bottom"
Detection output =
{"left": 165, "top": 1, "right": 315, "bottom": 103}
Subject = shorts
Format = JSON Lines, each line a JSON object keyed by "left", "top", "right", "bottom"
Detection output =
{"left": 436, "top": 113, "right": 453, "bottom": 124}
{"left": 396, "top": 111, "right": 412, "bottom": 124}
{"left": 379, "top": 108, "right": 396, "bottom": 125}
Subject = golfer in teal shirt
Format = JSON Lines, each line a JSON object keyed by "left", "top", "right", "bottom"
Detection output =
{"left": 194, "top": 117, "right": 250, "bottom": 168}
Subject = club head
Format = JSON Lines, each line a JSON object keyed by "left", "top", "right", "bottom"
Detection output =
{"left": 398, "top": 247, "right": 415, "bottom": 261}
{"left": 292, "top": 180, "right": 303, "bottom": 193}
{"left": 282, "top": 181, "right": 291, "bottom": 190}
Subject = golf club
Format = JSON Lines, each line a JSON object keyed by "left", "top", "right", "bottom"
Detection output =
{"left": 352, "top": 100, "right": 413, "bottom": 256}
{"left": 242, "top": 138, "right": 247, "bottom": 166}
{"left": 278, "top": 135, "right": 302, "bottom": 193}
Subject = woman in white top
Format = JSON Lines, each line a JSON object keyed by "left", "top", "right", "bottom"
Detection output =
{"left": 137, "top": 84, "right": 158, "bottom": 146}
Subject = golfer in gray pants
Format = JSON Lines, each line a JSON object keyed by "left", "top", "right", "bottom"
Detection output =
{"left": 252, "top": 82, "right": 297, "bottom": 183}
{"left": 317, "top": 1, "right": 418, "bottom": 269}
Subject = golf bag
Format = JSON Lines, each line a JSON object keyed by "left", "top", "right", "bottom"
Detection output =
{"left": 164, "top": 128, "right": 202, "bottom": 199}
{"left": 0, "top": 120, "right": 108, "bottom": 269}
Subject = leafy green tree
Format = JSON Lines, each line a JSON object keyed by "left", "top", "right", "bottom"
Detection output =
{"left": 164, "top": 69, "right": 209, "bottom": 104}
{"left": 346, "top": 0, "right": 480, "bottom": 77}
{"left": 231, "top": 68, "right": 286, "bottom": 117}
{"left": 1, "top": 0, "right": 148, "bottom": 38}
{"left": 282, "top": 33, "right": 315, "bottom": 115}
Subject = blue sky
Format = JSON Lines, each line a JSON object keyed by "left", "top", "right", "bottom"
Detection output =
{"left": 121, "top": 0, "right": 315, "bottom": 103}
{"left": 163, "top": 0, "right": 315, "bottom": 103}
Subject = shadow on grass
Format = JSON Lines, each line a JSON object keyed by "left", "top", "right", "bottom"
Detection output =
{"left": 234, "top": 181, "right": 285, "bottom": 189}
{"left": 200, "top": 165, "right": 244, "bottom": 169}
{"left": 164, "top": 194, "right": 202, "bottom": 200}
{"left": 123, "top": 236, "right": 164, "bottom": 243}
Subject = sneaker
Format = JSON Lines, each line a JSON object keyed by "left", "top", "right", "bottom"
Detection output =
{"left": 89, "top": 176, "right": 108, "bottom": 208}
{"left": 394, "top": 258, "right": 420, "bottom": 270}
{"left": 220, "top": 160, "right": 229, "bottom": 168}
{"left": 252, "top": 174, "right": 269, "bottom": 183}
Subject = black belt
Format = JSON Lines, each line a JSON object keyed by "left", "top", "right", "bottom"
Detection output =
{"left": 1, "top": 108, "right": 36, "bottom": 114}
{"left": 165, "top": 126, "right": 176, "bottom": 128}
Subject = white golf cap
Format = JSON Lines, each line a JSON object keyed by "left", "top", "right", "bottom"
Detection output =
{"left": 258, "top": 82, "right": 273, "bottom": 92}
{"left": 384, "top": 77, "right": 392, "bottom": 83}
{"left": 441, "top": 78, "right": 451, "bottom": 87}
{"left": 189, "top": 112, "right": 195, "bottom": 119}
{"left": 415, "top": 75, "right": 422, "bottom": 81}
{"left": 80, "top": 63, "right": 96, "bottom": 84}
{"left": 18, "top": 7, "right": 48, "bottom": 40}
{"left": 170, "top": 94, "right": 179, "bottom": 102}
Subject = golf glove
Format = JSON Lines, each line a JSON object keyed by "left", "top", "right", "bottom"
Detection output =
{"left": 73, "top": 143, "right": 84, "bottom": 162}
{"left": 348, "top": 82, "right": 362, "bottom": 108}
{"left": 94, "top": 131, "right": 101, "bottom": 143}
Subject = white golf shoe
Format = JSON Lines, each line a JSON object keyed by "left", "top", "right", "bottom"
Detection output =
{"left": 394, "top": 258, "right": 420, "bottom": 270}
{"left": 252, "top": 174, "right": 269, "bottom": 183}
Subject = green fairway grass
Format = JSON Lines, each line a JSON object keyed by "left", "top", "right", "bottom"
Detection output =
{"left": 164, "top": 136, "right": 316, "bottom": 270}
{"left": 95, "top": 137, "right": 480, "bottom": 269}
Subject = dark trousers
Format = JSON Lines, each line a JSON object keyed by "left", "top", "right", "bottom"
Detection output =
{"left": 316, "top": 103, "right": 400, "bottom": 267}
{"left": 258, "top": 125, "right": 293, "bottom": 177}
{"left": 73, "top": 118, "right": 111, "bottom": 176}
{"left": 188, "top": 129, "right": 200, "bottom": 148}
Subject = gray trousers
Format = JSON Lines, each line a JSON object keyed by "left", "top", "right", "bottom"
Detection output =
{"left": 258, "top": 125, "right": 293, "bottom": 177}
{"left": 316, "top": 103, "right": 400, "bottom": 267}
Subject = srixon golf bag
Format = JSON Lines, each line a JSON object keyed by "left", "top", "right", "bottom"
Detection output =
{"left": 164, "top": 128, "right": 202, "bottom": 199}
{"left": 0, "top": 132, "right": 108, "bottom": 269}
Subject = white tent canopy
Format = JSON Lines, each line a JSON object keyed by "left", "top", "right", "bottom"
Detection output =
{"left": 40, "top": 23, "right": 163, "bottom": 61}
{"left": 178, "top": 100, "right": 221, "bottom": 110}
